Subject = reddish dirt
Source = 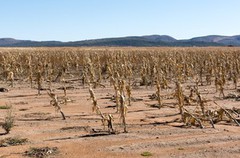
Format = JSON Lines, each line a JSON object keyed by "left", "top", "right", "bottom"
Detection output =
{"left": 0, "top": 80, "right": 240, "bottom": 158}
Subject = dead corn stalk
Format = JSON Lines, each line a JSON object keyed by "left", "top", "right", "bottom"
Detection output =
{"left": 7, "top": 71, "right": 14, "bottom": 87}
{"left": 214, "top": 101, "right": 240, "bottom": 126}
{"left": 182, "top": 107, "right": 204, "bottom": 129}
{"left": 120, "top": 94, "right": 128, "bottom": 133}
{"left": 156, "top": 78, "right": 162, "bottom": 109}
{"left": 175, "top": 81, "right": 184, "bottom": 117}
{"left": 125, "top": 80, "right": 132, "bottom": 106}
{"left": 47, "top": 91, "right": 66, "bottom": 120}
{"left": 37, "top": 70, "right": 42, "bottom": 95}
{"left": 89, "top": 87, "right": 114, "bottom": 133}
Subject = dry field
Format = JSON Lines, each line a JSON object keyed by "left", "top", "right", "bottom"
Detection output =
{"left": 0, "top": 47, "right": 240, "bottom": 158}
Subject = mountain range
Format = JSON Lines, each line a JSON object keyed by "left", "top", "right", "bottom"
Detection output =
{"left": 1, "top": 35, "right": 240, "bottom": 47}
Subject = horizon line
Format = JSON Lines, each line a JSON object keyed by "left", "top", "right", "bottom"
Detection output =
{"left": 0, "top": 34, "right": 239, "bottom": 42}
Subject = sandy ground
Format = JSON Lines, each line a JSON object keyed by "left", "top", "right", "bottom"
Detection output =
{"left": 0, "top": 80, "right": 240, "bottom": 158}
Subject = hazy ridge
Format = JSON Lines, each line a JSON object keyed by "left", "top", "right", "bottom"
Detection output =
{"left": 0, "top": 35, "right": 240, "bottom": 47}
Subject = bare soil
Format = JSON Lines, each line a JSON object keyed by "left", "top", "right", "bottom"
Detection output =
{"left": 0, "top": 80, "right": 240, "bottom": 158}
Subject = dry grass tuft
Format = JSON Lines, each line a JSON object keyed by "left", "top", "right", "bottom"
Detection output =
{"left": 0, "top": 137, "right": 28, "bottom": 147}
{"left": 24, "top": 147, "right": 59, "bottom": 158}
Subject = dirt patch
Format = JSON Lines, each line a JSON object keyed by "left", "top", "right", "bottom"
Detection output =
{"left": 0, "top": 76, "right": 240, "bottom": 158}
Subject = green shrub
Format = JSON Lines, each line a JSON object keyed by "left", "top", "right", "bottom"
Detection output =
{"left": 141, "top": 151, "right": 153, "bottom": 157}
{"left": 0, "top": 105, "right": 11, "bottom": 110}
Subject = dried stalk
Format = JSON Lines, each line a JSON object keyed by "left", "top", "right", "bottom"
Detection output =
{"left": 47, "top": 91, "right": 66, "bottom": 120}
{"left": 214, "top": 101, "right": 240, "bottom": 126}
{"left": 120, "top": 94, "right": 128, "bottom": 133}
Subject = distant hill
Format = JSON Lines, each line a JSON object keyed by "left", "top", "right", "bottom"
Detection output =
{"left": 0, "top": 38, "right": 26, "bottom": 46}
{"left": 141, "top": 35, "right": 177, "bottom": 42}
{"left": 189, "top": 35, "right": 227, "bottom": 43}
{"left": 217, "top": 35, "right": 240, "bottom": 46}
{"left": 188, "top": 35, "right": 240, "bottom": 46}
{"left": 0, "top": 35, "right": 240, "bottom": 47}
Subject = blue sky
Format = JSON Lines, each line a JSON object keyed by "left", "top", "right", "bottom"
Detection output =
{"left": 0, "top": 0, "right": 240, "bottom": 41}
